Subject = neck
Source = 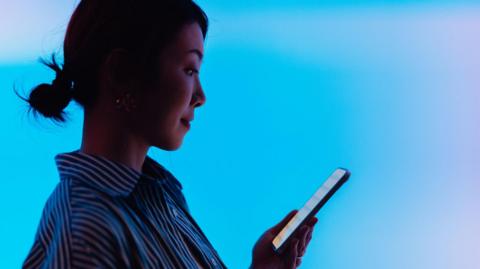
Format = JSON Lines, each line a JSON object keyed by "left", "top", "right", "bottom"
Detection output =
{"left": 79, "top": 109, "right": 149, "bottom": 173}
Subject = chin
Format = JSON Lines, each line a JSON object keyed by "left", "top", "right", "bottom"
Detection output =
{"left": 154, "top": 138, "right": 183, "bottom": 151}
{"left": 149, "top": 127, "right": 186, "bottom": 151}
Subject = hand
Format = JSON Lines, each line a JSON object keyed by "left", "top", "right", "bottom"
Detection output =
{"left": 250, "top": 210, "right": 318, "bottom": 269}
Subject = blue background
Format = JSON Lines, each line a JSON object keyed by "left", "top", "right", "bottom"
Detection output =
{"left": 1, "top": 0, "right": 479, "bottom": 268}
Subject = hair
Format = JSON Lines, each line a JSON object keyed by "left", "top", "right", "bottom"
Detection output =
{"left": 15, "top": 0, "right": 208, "bottom": 123}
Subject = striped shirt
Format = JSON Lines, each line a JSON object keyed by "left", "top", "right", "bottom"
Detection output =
{"left": 22, "top": 150, "right": 227, "bottom": 269}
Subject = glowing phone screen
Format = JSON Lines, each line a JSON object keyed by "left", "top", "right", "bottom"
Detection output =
{"left": 272, "top": 168, "right": 349, "bottom": 252}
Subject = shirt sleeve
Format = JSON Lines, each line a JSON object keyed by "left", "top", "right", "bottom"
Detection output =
{"left": 22, "top": 180, "right": 74, "bottom": 269}
{"left": 22, "top": 180, "right": 128, "bottom": 269}
{"left": 70, "top": 208, "right": 125, "bottom": 268}
{"left": 22, "top": 232, "right": 46, "bottom": 269}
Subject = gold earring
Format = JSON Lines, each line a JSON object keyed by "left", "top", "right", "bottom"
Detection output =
{"left": 114, "top": 92, "right": 137, "bottom": 112}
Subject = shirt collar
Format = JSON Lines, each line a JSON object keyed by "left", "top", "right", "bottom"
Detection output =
{"left": 54, "top": 149, "right": 183, "bottom": 197}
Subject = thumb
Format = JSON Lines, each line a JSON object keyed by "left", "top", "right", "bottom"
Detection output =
{"left": 271, "top": 210, "right": 298, "bottom": 234}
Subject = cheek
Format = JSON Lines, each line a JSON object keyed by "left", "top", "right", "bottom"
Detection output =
{"left": 163, "top": 73, "right": 194, "bottom": 114}
{"left": 137, "top": 68, "right": 193, "bottom": 128}
{"left": 159, "top": 67, "right": 191, "bottom": 96}
{"left": 140, "top": 85, "right": 190, "bottom": 129}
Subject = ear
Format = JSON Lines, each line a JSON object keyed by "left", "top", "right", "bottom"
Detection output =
{"left": 100, "top": 48, "right": 136, "bottom": 95}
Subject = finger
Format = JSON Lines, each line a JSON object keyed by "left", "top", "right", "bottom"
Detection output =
{"left": 302, "top": 229, "right": 313, "bottom": 256}
{"left": 307, "top": 217, "right": 318, "bottom": 227}
{"left": 302, "top": 231, "right": 312, "bottom": 256}
{"left": 296, "top": 257, "right": 302, "bottom": 267}
{"left": 271, "top": 210, "right": 298, "bottom": 233}
{"left": 299, "top": 226, "right": 310, "bottom": 256}
{"left": 305, "top": 229, "right": 313, "bottom": 245}
{"left": 288, "top": 239, "right": 299, "bottom": 269}
{"left": 291, "top": 226, "right": 308, "bottom": 257}
{"left": 293, "top": 224, "right": 309, "bottom": 239}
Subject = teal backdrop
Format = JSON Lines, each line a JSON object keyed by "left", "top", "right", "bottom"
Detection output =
{"left": 1, "top": 1, "right": 479, "bottom": 268}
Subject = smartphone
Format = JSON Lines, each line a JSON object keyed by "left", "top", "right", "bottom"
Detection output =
{"left": 272, "top": 168, "right": 350, "bottom": 254}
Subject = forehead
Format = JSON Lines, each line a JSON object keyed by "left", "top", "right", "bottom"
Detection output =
{"left": 169, "top": 22, "right": 204, "bottom": 56}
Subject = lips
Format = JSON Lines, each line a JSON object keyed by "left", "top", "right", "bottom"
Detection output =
{"left": 181, "top": 119, "right": 190, "bottom": 128}
{"left": 182, "top": 116, "right": 194, "bottom": 122}
{"left": 181, "top": 114, "right": 194, "bottom": 123}
{"left": 181, "top": 112, "right": 194, "bottom": 128}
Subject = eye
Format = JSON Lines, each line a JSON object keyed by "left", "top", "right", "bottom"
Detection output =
{"left": 185, "top": 68, "right": 199, "bottom": 76}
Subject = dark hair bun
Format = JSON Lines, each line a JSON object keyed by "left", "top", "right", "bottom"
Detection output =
{"left": 28, "top": 82, "right": 72, "bottom": 120}
{"left": 19, "top": 55, "right": 74, "bottom": 123}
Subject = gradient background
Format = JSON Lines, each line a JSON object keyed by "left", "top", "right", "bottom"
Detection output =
{"left": 1, "top": 0, "right": 479, "bottom": 268}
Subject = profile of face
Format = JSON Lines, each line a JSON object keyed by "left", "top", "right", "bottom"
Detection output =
{"left": 131, "top": 22, "right": 206, "bottom": 151}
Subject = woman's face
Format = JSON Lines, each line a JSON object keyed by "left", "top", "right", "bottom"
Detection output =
{"left": 133, "top": 22, "right": 206, "bottom": 151}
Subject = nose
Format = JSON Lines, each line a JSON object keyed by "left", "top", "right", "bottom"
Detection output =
{"left": 192, "top": 80, "right": 206, "bottom": 108}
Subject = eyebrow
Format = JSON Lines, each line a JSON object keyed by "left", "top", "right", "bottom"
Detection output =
{"left": 187, "top": 49, "right": 203, "bottom": 61}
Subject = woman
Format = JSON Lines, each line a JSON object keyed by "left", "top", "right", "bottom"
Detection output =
{"left": 18, "top": 0, "right": 317, "bottom": 268}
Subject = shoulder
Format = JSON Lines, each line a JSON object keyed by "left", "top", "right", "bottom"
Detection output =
{"left": 23, "top": 179, "right": 74, "bottom": 268}
{"left": 57, "top": 178, "right": 128, "bottom": 267}
{"left": 37, "top": 177, "right": 126, "bottom": 246}
{"left": 35, "top": 179, "right": 73, "bottom": 239}
{"left": 30, "top": 177, "right": 117, "bottom": 244}
{"left": 24, "top": 174, "right": 138, "bottom": 268}
{"left": 67, "top": 177, "right": 129, "bottom": 236}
